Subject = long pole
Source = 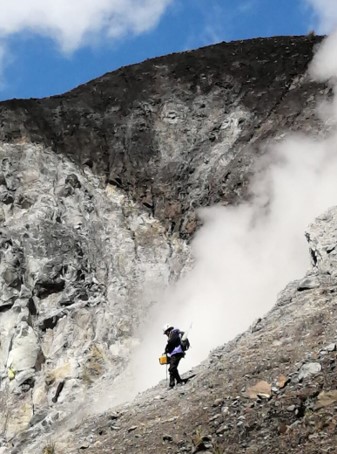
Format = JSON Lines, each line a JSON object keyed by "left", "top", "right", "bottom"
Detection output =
{"left": 181, "top": 322, "right": 193, "bottom": 341}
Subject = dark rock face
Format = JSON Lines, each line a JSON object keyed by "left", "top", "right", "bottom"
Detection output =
{"left": 0, "top": 36, "right": 325, "bottom": 237}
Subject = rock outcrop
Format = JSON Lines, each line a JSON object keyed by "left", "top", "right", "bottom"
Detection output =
{"left": 0, "top": 143, "right": 189, "bottom": 442}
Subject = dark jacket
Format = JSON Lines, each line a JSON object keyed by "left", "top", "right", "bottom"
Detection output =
{"left": 165, "top": 328, "right": 184, "bottom": 356}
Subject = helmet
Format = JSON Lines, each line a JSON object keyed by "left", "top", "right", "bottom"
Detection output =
{"left": 162, "top": 323, "right": 173, "bottom": 334}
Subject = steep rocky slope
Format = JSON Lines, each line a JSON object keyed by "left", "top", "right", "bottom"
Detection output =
{"left": 13, "top": 206, "right": 337, "bottom": 454}
{"left": 0, "top": 34, "right": 335, "bottom": 453}
{"left": 47, "top": 207, "right": 337, "bottom": 454}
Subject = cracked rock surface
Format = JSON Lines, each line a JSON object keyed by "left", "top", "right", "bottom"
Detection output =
{"left": 0, "top": 143, "right": 189, "bottom": 441}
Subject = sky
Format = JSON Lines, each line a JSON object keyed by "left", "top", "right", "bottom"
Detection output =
{"left": 0, "top": 0, "right": 335, "bottom": 101}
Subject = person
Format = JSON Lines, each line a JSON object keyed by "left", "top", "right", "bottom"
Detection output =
{"left": 163, "top": 323, "right": 187, "bottom": 389}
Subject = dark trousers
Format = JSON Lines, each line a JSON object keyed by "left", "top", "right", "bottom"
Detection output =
{"left": 168, "top": 353, "right": 184, "bottom": 387}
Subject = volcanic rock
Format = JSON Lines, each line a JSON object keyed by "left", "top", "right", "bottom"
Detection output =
{"left": 0, "top": 34, "right": 336, "bottom": 454}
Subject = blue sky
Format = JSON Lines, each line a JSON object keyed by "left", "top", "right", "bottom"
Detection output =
{"left": 0, "top": 0, "right": 334, "bottom": 101}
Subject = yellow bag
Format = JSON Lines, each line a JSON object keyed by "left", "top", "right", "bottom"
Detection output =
{"left": 159, "top": 354, "right": 168, "bottom": 365}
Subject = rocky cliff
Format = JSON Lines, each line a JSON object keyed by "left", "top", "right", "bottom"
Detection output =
{"left": 0, "top": 34, "right": 336, "bottom": 453}
{"left": 0, "top": 35, "right": 325, "bottom": 237}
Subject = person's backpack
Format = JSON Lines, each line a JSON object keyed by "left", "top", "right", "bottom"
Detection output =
{"left": 180, "top": 332, "right": 190, "bottom": 351}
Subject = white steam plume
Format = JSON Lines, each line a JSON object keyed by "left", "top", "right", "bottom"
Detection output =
{"left": 309, "top": 30, "right": 337, "bottom": 82}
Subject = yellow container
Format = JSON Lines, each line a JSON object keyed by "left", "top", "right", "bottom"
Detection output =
{"left": 159, "top": 355, "right": 168, "bottom": 365}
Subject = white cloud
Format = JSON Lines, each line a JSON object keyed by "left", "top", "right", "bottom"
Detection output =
{"left": 306, "top": 0, "right": 337, "bottom": 33}
{"left": 0, "top": 0, "right": 173, "bottom": 53}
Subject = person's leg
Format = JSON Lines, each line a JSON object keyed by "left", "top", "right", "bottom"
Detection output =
{"left": 168, "top": 355, "right": 177, "bottom": 387}
{"left": 168, "top": 360, "right": 175, "bottom": 388}
{"left": 169, "top": 354, "right": 183, "bottom": 386}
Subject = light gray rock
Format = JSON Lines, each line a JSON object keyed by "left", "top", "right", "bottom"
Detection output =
{"left": 306, "top": 208, "right": 337, "bottom": 276}
{"left": 286, "top": 405, "right": 296, "bottom": 411}
{"left": 297, "top": 276, "right": 320, "bottom": 291}
{"left": 12, "top": 369, "right": 35, "bottom": 387}
{"left": 298, "top": 362, "right": 322, "bottom": 381}
{"left": 322, "top": 343, "right": 336, "bottom": 352}
{"left": 6, "top": 323, "right": 39, "bottom": 372}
